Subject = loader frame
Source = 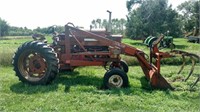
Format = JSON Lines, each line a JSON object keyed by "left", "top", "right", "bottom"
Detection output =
{"left": 52, "top": 24, "right": 173, "bottom": 89}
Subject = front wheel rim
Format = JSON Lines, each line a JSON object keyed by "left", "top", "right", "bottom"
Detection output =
{"left": 108, "top": 75, "right": 123, "bottom": 88}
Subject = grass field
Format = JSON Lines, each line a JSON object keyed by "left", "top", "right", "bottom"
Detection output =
{"left": 0, "top": 36, "right": 200, "bottom": 111}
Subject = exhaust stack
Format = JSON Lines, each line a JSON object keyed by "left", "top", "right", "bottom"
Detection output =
{"left": 107, "top": 10, "right": 112, "bottom": 33}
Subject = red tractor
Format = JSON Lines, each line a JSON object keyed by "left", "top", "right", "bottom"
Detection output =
{"left": 12, "top": 12, "right": 199, "bottom": 90}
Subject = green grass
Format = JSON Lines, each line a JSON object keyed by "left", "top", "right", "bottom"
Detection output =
{"left": 0, "top": 66, "right": 200, "bottom": 111}
{"left": 0, "top": 36, "right": 200, "bottom": 111}
{"left": 0, "top": 36, "right": 32, "bottom": 66}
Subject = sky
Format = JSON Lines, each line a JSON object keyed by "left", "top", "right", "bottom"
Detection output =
{"left": 0, "top": 0, "right": 188, "bottom": 29}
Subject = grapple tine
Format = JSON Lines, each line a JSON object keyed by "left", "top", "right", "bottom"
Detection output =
{"left": 184, "top": 56, "right": 196, "bottom": 81}
{"left": 189, "top": 53, "right": 200, "bottom": 61}
{"left": 190, "top": 74, "right": 200, "bottom": 89}
{"left": 177, "top": 55, "right": 186, "bottom": 74}
{"left": 171, "top": 50, "right": 188, "bottom": 55}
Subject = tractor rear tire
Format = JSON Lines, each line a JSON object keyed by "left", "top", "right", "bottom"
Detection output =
{"left": 103, "top": 68, "right": 129, "bottom": 89}
{"left": 12, "top": 41, "right": 59, "bottom": 85}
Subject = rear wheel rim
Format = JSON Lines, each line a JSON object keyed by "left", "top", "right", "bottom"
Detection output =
{"left": 18, "top": 50, "right": 47, "bottom": 82}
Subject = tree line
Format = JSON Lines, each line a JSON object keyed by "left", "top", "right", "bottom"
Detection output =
{"left": 0, "top": 17, "right": 126, "bottom": 37}
{"left": 0, "top": 19, "right": 65, "bottom": 37}
{"left": 0, "top": 18, "right": 9, "bottom": 36}
{"left": 126, "top": 0, "right": 199, "bottom": 38}
{"left": 0, "top": 0, "right": 199, "bottom": 39}
{"left": 90, "top": 18, "right": 126, "bottom": 35}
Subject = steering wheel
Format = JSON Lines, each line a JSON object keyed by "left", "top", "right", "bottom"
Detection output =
{"left": 66, "top": 22, "right": 75, "bottom": 27}
{"left": 48, "top": 25, "right": 58, "bottom": 35}
{"left": 32, "top": 33, "right": 45, "bottom": 41}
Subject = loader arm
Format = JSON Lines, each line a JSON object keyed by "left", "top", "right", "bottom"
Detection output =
{"left": 121, "top": 35, "right": 173, "bottom": 89}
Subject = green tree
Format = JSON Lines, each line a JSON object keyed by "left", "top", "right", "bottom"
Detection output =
{"left": 102, "top": 19, "right": 108, "bottom": 29}
{"left": 112, "top": 18, "right": 118, "bottom": 33}
{"left": 8, "top": 26, "right": 33, "bottom": 36}
{"left": 90, "top": 18, "right": 126, "bottom": 35}
{"left": 178, "top": 0, "right": 200, "bottom": 32}
{"left": 120, "top": 18, "right": 127, "bottom": 34}
{"left": 126, "top": 0, "right": 182, "bottom": 38}
{"left": 0, "top": 18, "right": 9, "bottom": 37}
{"left": 126, "top": 0, "right": 143, "bottom": 11}
{"left": 96, "top": 18, "right": 102, "bottom": 28}
{"left": 91, "top": 19, "right": 97, "bottom": 29}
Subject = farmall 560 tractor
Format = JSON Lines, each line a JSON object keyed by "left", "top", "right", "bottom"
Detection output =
{"left": 12, "top": 11, "right": 199, "bottom": 90}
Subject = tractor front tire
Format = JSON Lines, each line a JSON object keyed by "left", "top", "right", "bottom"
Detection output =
{"left": 103, "top": 68, "right": 129, "bottom": 89}
{"left": 13, "top": 41, "right": 59, "bottom": 85}
{"left": 119, "top": 60, "right": 129, "bottom": 73}
{"left": 110, "top": 60, "right": 129, "bottom": 73}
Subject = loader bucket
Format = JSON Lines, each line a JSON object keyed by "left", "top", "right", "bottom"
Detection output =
{"left": 149, "top": 70, "right": 174, "bottom": 90}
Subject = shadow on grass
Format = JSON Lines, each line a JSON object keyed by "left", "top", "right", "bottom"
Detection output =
{"left": 11, "top": 72, "right": 197, "bottom": 96}
{"left": 10, "top": 82, "right": 58, "bottom": 94}
{"left": 90, "top": 76, "right": 154, "bottom": 96}
{"left": 140, "top": 76, "right": 152, "bottom": 90}
{"left": 9, "top": 72, "right": 164, "bottom": 95}
{"left": 10, "top": 71, "right": 103, "bottom": 94}
{"left": 129, "top": 42, "right": 146, "bottom": 46}
{"left": 57, "top": 71, "right": 103, "bottom": 92}
{"left": 174, "top": 45, "right": 188, "bottom": 49}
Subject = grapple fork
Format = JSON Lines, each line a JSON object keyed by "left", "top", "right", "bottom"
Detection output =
{"left": 141, "top": 35, "right": 200, "bottom": 90}
{"left": 170, "top": 50, "right": 200, "bottom": 88}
